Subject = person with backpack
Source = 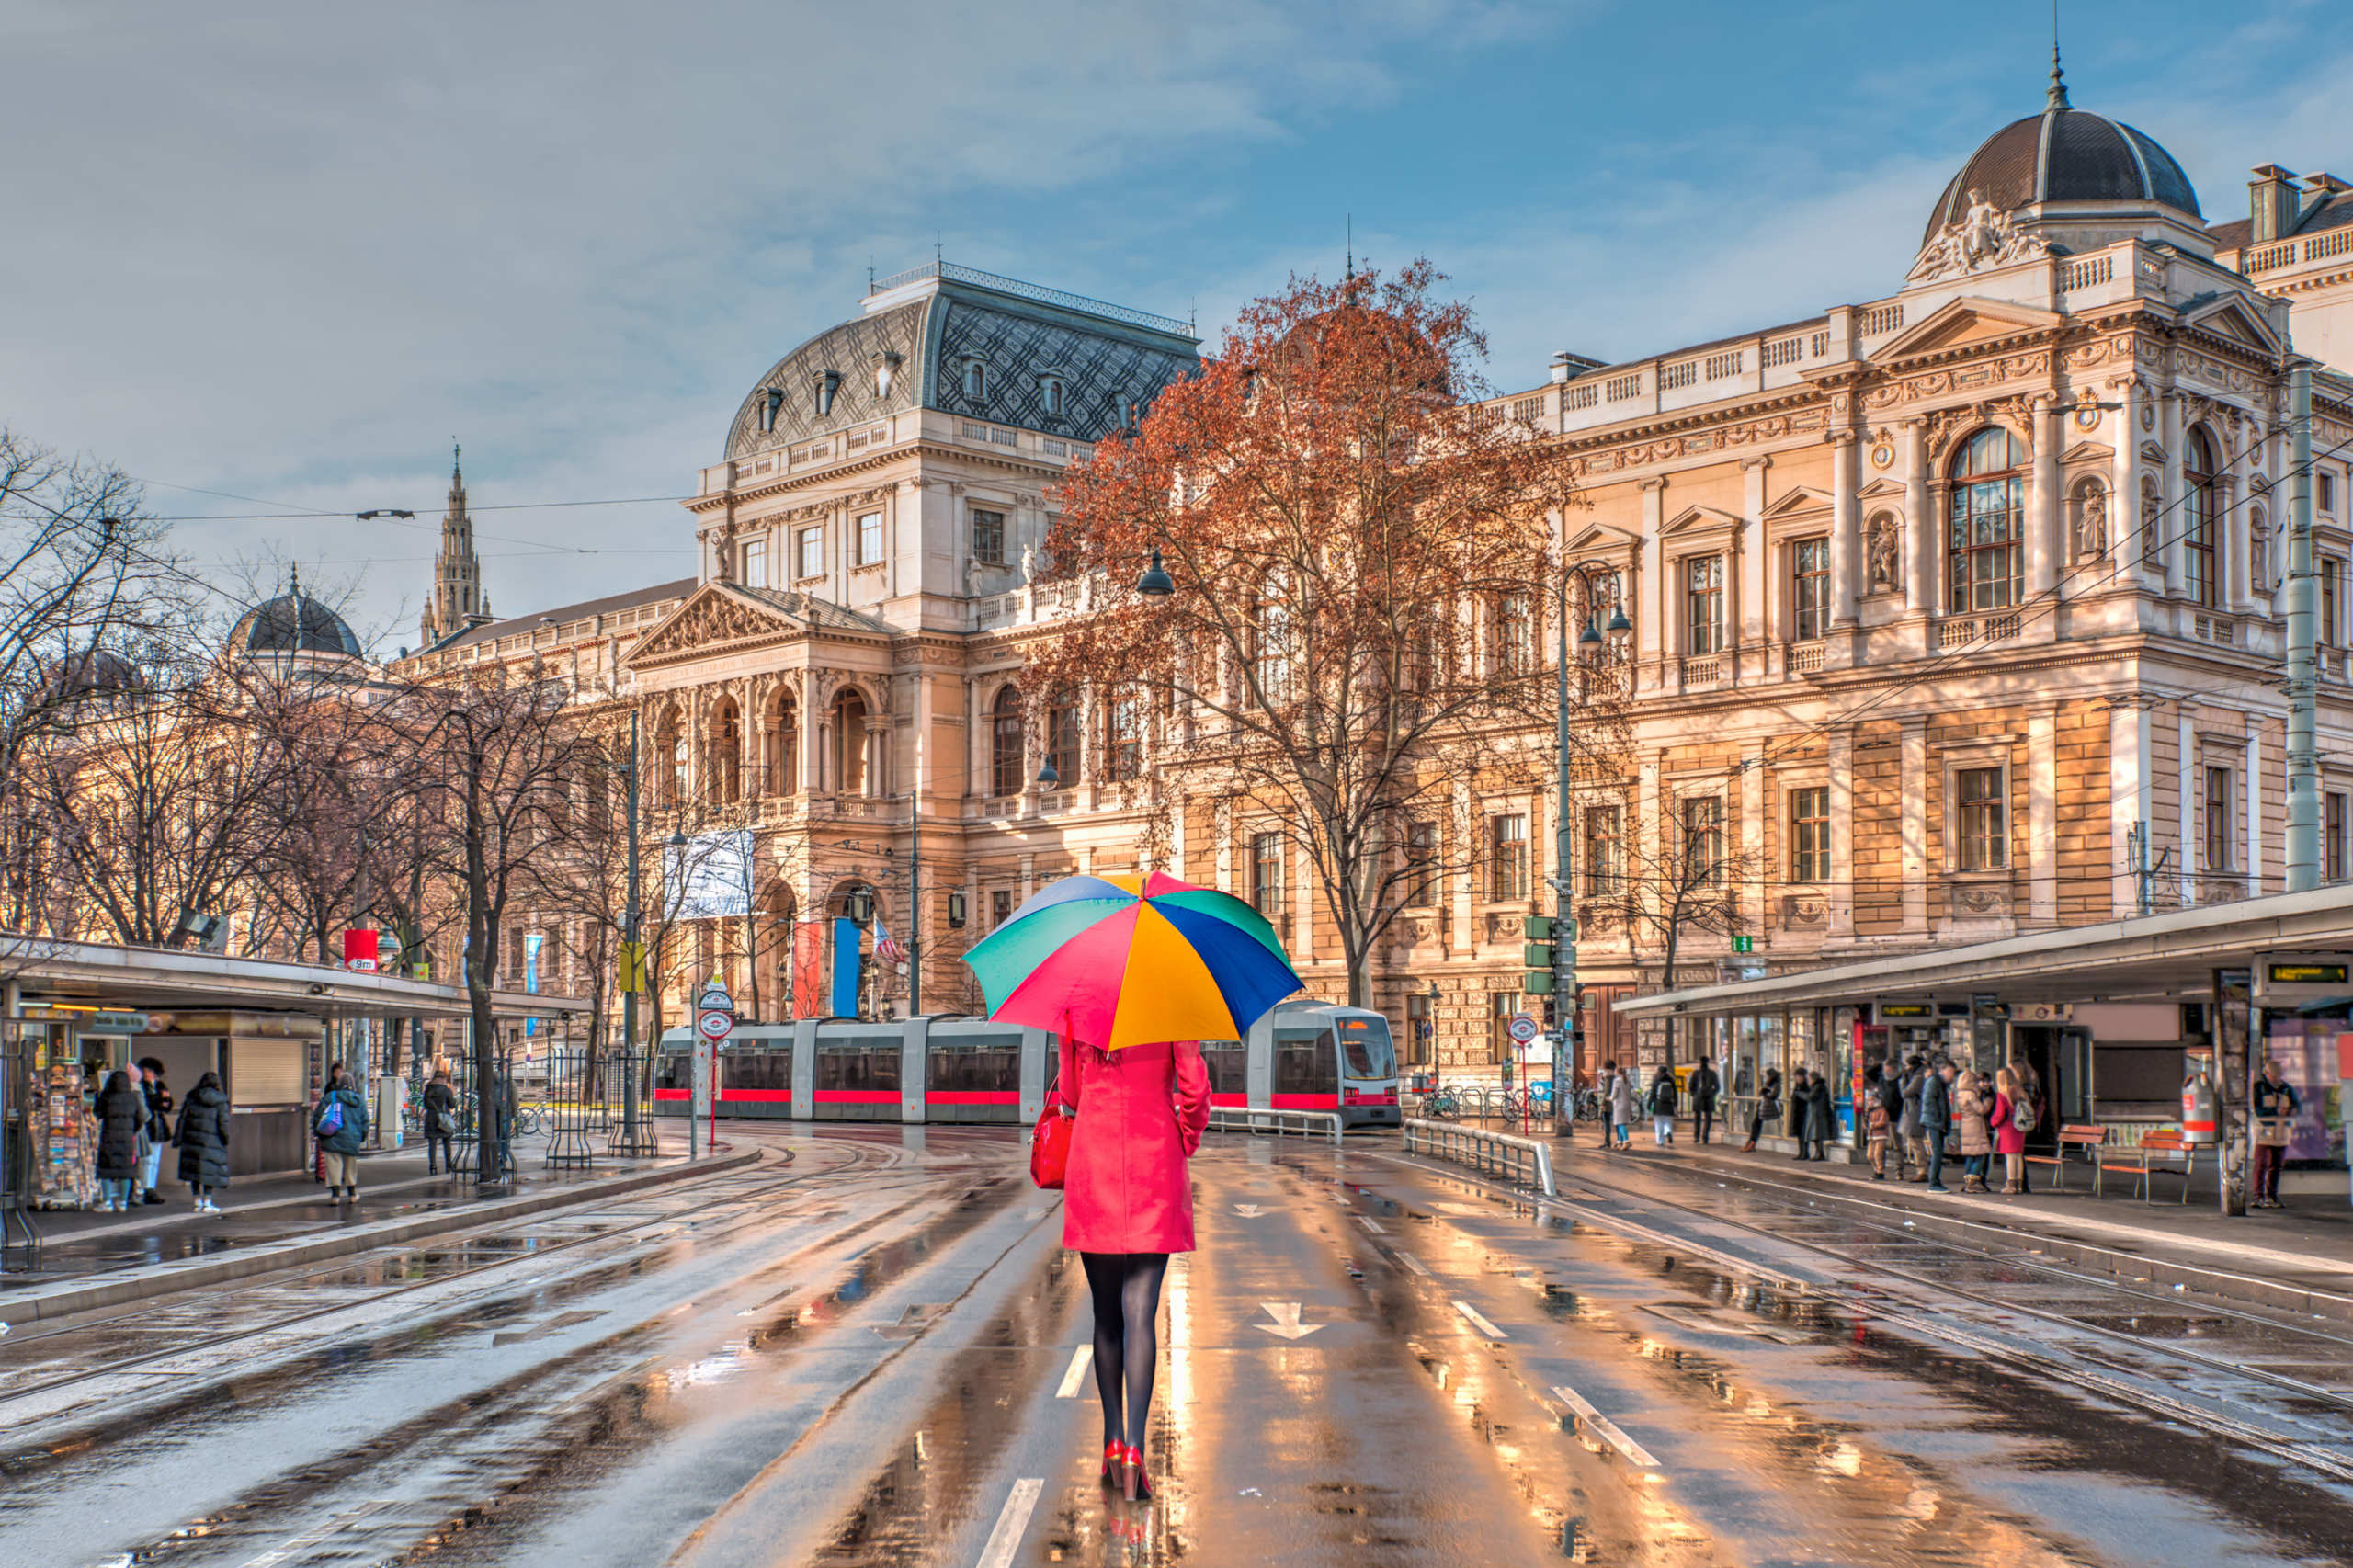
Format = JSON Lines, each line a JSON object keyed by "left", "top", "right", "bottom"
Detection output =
{"left": 422, "top": 1068, "right": 459, "bottom": 1176}
{"left": 1646, "top": 1064, "right": 1679, "bottom": 1147}
{"left": 1994, "top": 1065, "right": 2030, "bottom": 1195}
{"left": 313, "top": 1062, "right": 369, "bottom": 1204}
{"left": 1863, "top": 1064, "right": 1893, "bottom": 1179}
{"left": 1920, "top": 1062, "right": 1954, "bottom": 1192}
{"left": 174, "top": 1071, "right": 231, "bottom": 1213}
{"left": 1688, "top": 1058, "right": 1721, "bottom": 1145}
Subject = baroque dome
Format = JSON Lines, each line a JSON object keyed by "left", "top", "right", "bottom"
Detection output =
{"left": 230, "top": 576, "right": 363, "bottom": 660}
{"left": 1921, "top": 66, "right": 2200, "bottom": 250}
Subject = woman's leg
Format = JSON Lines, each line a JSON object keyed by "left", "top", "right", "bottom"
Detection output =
{"left": 1080, "top": 1252, "right": 1127, "bottom": 1451}
{"left": 1119, "top": 1254, "right": 1170, "bottom": 1452}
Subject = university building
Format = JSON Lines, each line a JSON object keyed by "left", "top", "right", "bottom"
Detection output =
{"left": 396, "top": 64, "right": 2353, "bottom": 1093}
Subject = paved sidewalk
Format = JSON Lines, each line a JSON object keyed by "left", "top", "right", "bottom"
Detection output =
{"left": 1578, "top": 1134, "right": 2353, "bottom": 1321}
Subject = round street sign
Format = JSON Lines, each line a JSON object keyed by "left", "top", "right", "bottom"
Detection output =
{"left": 696, "top": 1009, "right": 733, "bottom": 1042}
{"left": 697, "top": 983, "right": 733, "bottom": 1014}
{"left": 1506, "top": 1012, "right": 1540, "bottom": 1044}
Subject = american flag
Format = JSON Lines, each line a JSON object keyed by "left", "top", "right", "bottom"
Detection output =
{"left": 873, "top": 922, "right": 907, "bottom": 963}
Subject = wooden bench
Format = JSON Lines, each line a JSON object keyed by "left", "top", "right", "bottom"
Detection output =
{"left": 2022, "top": 1124, "right": 2106, "bottom": 1190}
{"left": 2095, "top": 1128, "right": 2198, "bottom": 1204}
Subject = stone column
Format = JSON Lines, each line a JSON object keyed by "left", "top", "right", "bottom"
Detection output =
{"left": 1830, "top": 434, "right": 1859, "bottom": 631}
{"left": 1740, "top": 458, "right": 1770, "bottom": 652}
{"left": 1739, "top": 741, "right": 1765, "bottom": 939}
{"left": 2245, "top": 724, "right": 2263, "bottom": 900}
{"left": 1901, "top": 718, "right": 1929, "bottom": 933}
{"left": 1638, "top": 478, "right": 1666, "bottom": 684}
{"left": 1828, "top": 728, "right": 1855, "bottom": 936}
{"left": 801, "top": 681, "right": 824, "bottom": 795}
{"left": 2029, "top": 706, "right": 2058, "bottom": 924}
{"left": 2029, "top": 395, "right": 2063, "bottom": 601}
{"left": 2111, "top": 381, "right": 2149, "bottom": 593}
{"left": 864, "top": 714, "right": 889, "bottom": 800}
{"left": 2110, "top": 700, "right": 2149, "bottom": 917}
{"left": 2177, "top": 701, "right": 2197, "bottom": 905}
{"left": 2161, "top": 392, "right": 2186, "bottom": 596}
{"left": 1904, "top": 418, "right": 1933, "bottom": 613}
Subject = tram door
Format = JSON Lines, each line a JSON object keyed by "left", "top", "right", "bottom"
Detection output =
{"left": 1245, "top": 1012, "right": 1275, "bottom": 1108}
{"left": 790, "top": 1019, "right": 818, "bottom": 1120}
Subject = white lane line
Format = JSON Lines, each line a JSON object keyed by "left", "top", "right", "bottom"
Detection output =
{"left": 1055, "top": 1344, "right": 1094, "bottom": 1398}
{"left": 1355, "top": 1214, "right": 1386, "bottom": 1234}
{"left": 974, "top": 1477, "right": 1044, "bottom": 1568}
{"left": 1393, "top": 1249, "right": 1430, "bottom": 1277}
{"left": 1552, "top": 1383, "right": 1661, "bottom": 1471}
{"left": 1452, "top": 1299, "right": 1507, "bottom": 1340}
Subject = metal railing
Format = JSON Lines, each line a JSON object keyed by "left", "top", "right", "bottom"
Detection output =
{"left": 1403, "top": 1118, "right": 1557, "bottom": 1197}
{"left": 1207, "top": 1105, "right": 1342, "bottom": 1144}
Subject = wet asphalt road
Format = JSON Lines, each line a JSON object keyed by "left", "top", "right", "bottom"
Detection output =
{"left": 5, "top": 1127, "right": 2353, "bottom": 1568}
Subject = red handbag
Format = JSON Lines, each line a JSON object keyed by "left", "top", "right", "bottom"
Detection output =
{"left": 1030, "top": 1106, "right": 1072, "bottom": 1190}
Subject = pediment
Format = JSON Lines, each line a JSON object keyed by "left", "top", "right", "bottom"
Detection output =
{"left": 1875, "top": 297, "right": 2063, "bottom": 360}
{"left": 2060, "top": 440, "right": 2115, "bottom": 465}
{"left": 1661, "top": 504, "right": 1745, "bottom": 539}
{"left": 625, "top": 581, "right": 815, "bottom": 668}
{"left": 1564, "top": 520, "right": 1639, "bottom": 554}
{"left": 1763, "top": 484, "right": 1835, "bottom": 520}
{"left": 2180, "top": 296, "right": 2282, "bottom": 356}
{"left": 2141, "top": 439, "right": 2168, "bottom": 464}
{"left": 1857, "top": 477, "right": 1905, "bottom": 499}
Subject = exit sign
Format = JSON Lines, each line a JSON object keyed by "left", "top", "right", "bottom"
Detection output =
{"left": 1730, "top": 936, "right": 1753, "bottom": 954}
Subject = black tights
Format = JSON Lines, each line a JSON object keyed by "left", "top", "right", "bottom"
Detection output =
{"left": 1081, "top": 1251, "right": 1168, "bottom": 1451}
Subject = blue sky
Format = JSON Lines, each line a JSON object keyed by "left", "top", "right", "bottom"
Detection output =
{"left": 3, "top": 0, "right": 2347, "bottom": 645}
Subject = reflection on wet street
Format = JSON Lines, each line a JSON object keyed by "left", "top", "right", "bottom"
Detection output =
{"left": 6, "top": 1126, "right": 2353, "bottom": 1567}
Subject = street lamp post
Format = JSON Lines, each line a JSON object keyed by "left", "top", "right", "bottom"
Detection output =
{"left": 613, "top": 711, "right": 657, "bottom": 1156}
{"left": 1550, "top": 563, "right": 1630, "bottom": 1137}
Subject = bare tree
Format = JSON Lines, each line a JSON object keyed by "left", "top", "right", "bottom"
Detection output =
{"left": 1576, "top": 788, "right": 1762, "bottom": 1037}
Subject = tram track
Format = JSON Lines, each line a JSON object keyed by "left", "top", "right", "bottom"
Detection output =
{"left": 0, "top": 1140, "right": 896, "bottom": 1420}
{"left": 1370, "top": 1145, "right": 2353, "bottom": 1486}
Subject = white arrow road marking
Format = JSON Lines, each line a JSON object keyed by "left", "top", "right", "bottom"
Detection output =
{"left": 1394, "top": 1250, "right": 1431, "bottom": 1278}
{"left": 1055, "top": 1344, "right": 1094, "bottom": 1398}
{"left": 1256, "top": 1301, "right": 1323, "bottom": 1339}
{"left": 1452, "top": 1300, "right": 1506, "bottom": 1340}
{"left": 1354, "top": 1214, "right": 1386, "bottom": 1234}
{"left": 974, "top": 1478, "right": 1043, "bottom": 1568}
{"left": 1552, "top": 1383, "right": 1661, "bottom": 1471}
{"left": 1233, "top": 1204, "right": 1267, "bottom": 1217}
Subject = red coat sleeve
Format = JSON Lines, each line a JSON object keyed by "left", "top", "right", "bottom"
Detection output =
{"left": 1053, "top": 1028, "right": 1080, "bottom": 1115}
{"left": 1173, "top": 1041, "right": 1211, "bottom": 1158}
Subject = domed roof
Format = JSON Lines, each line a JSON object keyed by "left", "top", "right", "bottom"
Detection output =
{"left": 230, "top": 573, "right": 362, "bottom": 660}
{"left": 40, "top": 648, "right": 147, "bottom": 700}
{"left": 1921, "top": 63, "right": 2199, "bottom": 249}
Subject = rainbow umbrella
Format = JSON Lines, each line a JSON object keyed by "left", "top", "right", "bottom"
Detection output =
{"left": 961, "top": 871, "right": 1302, "bottom": 1048}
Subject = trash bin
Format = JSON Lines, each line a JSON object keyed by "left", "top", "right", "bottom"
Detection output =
{"left": 373, "top": 1074, "right": 406, "bottom": 1152}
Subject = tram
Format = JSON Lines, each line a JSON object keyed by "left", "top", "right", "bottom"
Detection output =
{"left": 654, "top": 1000, "right": 1399, "bottom": 1129}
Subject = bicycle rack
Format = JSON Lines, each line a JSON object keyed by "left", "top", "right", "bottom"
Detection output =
{"left": 1402, "top": 1119, "right": 1557, "bottom": 1197}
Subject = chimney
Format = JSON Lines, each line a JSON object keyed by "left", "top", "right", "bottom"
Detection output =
{"left": 2249, "top": 165, "right": 2303, "bottom": 244}
{"left": 2303, "top": 172, "right": 2352, "bottom": 220}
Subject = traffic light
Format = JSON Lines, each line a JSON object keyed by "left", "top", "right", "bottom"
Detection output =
{"left": 1523, "top": 914, "right": 1555, "bottom": 994}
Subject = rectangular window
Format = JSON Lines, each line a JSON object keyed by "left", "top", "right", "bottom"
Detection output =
{"left": 1102, "top": 689, "right": 1142, "bottom": 782}
{"left": 1956, "top": 767, "right": 2006, "bottom": 871}
{"left": 1584, "top": 804, "right": 1622, "bottom": 895}
{"left": 2204, "top": 765, "right": 2234, "bottom": 871}
{"left": 2324, "top": 471, "right": 2337, "bottom": 513}
{"left": 1493, "top": 592, "right": 1531, "bottom": 674}
{"left": 2328, "top": 792, "right": 2348, "bottom": 882}
{"left": 1792, "top": 538, "right": 1829, "bottom": 642}
{"left": 1685, "top": 555, "right": 1723, "bottom": 655}
{"left": 741, "top": 537, "right": 767, "bottom": 590}
{"left": 857, "top": 511, "right": 884, "bottom": 567}
{"left": 2185, "top": 505, "right": 2217, "bottom": 608}
{"left": 1251, "top": 832, "right": 1285, "bottom": 918}
{"left": 1487, "top": 813, "right": 1529, "bottom": 901}
{"left": 1404, "top": 819, "right": 1437, "bottom": 905}
{"left": 2325, "top": 559, "right": 2342, "bottom": 649}
{"left": 1789, "top": 785, "right": 1830, "bottom": 882}
{"left": 1682, "top": 796, "right": 1724, "bottom": 885}
{"left": 797, "top": 526, "right": 824, "bottom": 580}
{"left": 991, "top": 889, "right": 1014, "bottom": 930}
{"left": 972, "top": 507, "right": 1006, "bottom": 566}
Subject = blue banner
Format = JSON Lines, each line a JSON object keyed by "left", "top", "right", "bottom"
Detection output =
{"left": 830, "top": 917, "right": 861, "bottom": 1018}
{"left": 523, "top": 931, "right": 542, "bottom": 1037}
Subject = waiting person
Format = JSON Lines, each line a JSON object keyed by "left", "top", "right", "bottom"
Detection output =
{"left": 136, "top": 1057, "right": 174, "bottom": 1205}
{"left": 2252, "top": 1057, "right": 2300, "bottom": 1209}
{"left": 1688, "top": 1057, "right": 1721, "bottom": 1145}
{"left": 1802, "top": 1068, "right": 1835, "bottom": 1161}
{"left": 1864, "top": 1065, "right": 1893, "bottom": 1179}
{"left": 1921, "top": 1062, "right": 1954, "bottom": 1192}
{"left": 1994, "top": 1065, "right": 2030, "bottom": 1195}
{"left": 1608, "top": 1060, "right": 1638, "bottom": 1152}
{"left": 1898, "top": 1056, "right": 1928, "bottom": 1180}
{"left": 1647, "top": 1064, "right": 1678, "bottom": 1147}
{"left": 1052, "top": 1028, "right": 1211, "bottom": 1502}
{"left": 314, "top": 1063, "right": 369, "bottom": 1204}
{"left": 1746, "top": 1067, "right": 1781, "bottom": 1152}
{"left": 1955, "top": 1068, "right": 1991, "bottom": 1193}
{"left": 423, "top": 1068, "right": 459, "bottom": 1176}
{"left": 174, "top": 1070, "right": 231, "bottom": 1213}
{"left": 93, "top": 1068, "right": 146, "bottom": 1212}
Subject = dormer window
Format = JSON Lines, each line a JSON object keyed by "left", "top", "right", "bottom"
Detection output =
{"left": 758, "top": 387, "right": 783, "bottom": 433}
{"left": 874, "top": 352, "right": 901, "bottom": 399}
{"left": 813, "top": 369, "right": 841, "bottom": 417}
{"left": 1040, "top": 376, "right": 1065, "bottom": 419}
{"left": 962, "top": 361, "right": 987, "bottom": 403}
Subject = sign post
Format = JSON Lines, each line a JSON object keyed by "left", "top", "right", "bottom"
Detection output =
{"left": 1507, "top": 1012, "right": 1540, "bottom": 1133}
{"left": 694, "top": 980, "right": 733, "bottom": 1159}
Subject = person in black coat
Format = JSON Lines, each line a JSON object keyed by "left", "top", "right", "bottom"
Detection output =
{"left": 1688, "top": 1059, "right": 1722, "bottom": 1145}
{"left": 136, "top": 1057, "right": 174, "bottom": 1204}
{"left": 174, "top": 1071, "right": 232, "bottom": 1213}
{"left": 93, "top": 1069, "right": 146, "bottom": 1211}
{"left": 1746, "top": 1068, "right": 1781, "bottom": 1151}
{"left": 1794, "top": 1068, "right": 1834, "bottom": 1161}
{"left": 1646, "top": 1065, "right": 1679, "bottom": 1147}
{"left": 422, "top": 1070, "right": 459, "bottom": 1176}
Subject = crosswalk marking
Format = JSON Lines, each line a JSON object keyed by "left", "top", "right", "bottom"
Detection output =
{"left": 1394, "top": 1250, "right": 1431, "bottom": 1278}
{"left": 1452, "top": 1299, "right": 1506, "bottom": 1339}
{"left": 1552, "top": 1383, "right": 1661, "bottom": 1471}
{"left": 1055, "top": 1344, "right": 1093, "bottom": 1398}
{"left": 974, "top": 1478, "right": 1043, "bottom": 1568}
{"left": 1355, "top": 1214, "right": 1386, "bottom": 1234}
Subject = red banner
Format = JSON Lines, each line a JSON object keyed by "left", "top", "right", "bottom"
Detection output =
{"left": 343, "top": 927, "right": 381, "bottom": 971}
{"left": 790, "top": 921, "right": 828, "bottom": 1019}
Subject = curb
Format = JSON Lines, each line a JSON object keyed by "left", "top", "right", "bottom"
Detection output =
{"left": 0, "top": 1150, "right": 765, "bottom": 1326}
{"left": 1605, "top": 1146, "right": 2353, "bottom": 1324}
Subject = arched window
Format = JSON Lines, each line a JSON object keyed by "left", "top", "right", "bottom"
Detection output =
{"left": 654, "top": 710, "right": 686, "bottom": 807}
{"left": 990, "top": 686, "right": 1026, "bottom": 797}
{"left": 1948, "top": 427, "right": 2027, "bottom": 612}
{"left": 708, "top": 697, "right": 743, "bottom": 804}
{"left": 1040, "top": 376, "right": 1064, "bottom": 419}
{"left": 962, "top": 362, "right": 987, "bottom": 403}
{"left": 2185, "top": 428, "right": 2220, "bottom": 608}
{"left": 1045, "top": 689, "right": 1081, "bottom": 786}
{"left": 767, "top": 688, "right": 798, "bottom": 795}
{"left": 835, "top": 688, "right": 869, "bottom": 797}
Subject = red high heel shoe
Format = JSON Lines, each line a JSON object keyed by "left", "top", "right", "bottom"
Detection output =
{"left": 1100, "top": 1442, "right": 1122, "bottom": 1487}
{"left": 1120, "top": 1442, "right": 1151, "bottom": 1502}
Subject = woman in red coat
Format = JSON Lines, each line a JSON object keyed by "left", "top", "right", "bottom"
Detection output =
{"left": 1052, "top": 1030, "right": 1211, "bottom": 1502}
{"left": 1993, "top": 1065, "right": 2029, "bottom": 1194}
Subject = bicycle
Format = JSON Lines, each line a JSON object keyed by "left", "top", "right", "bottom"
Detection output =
{"left": 1421, "top": 1086, "right": 1466, "bottom": 1121}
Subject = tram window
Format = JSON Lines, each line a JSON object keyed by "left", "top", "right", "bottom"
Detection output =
{"left": 657, "top": 1051, "right": 689, "bottom": 1092}
{"left": 1274, "top": 1029, "right": 1338, "bottom": 1095}
{"left": 818, "top": 1041, "right": 900, "bottom": 1092}
{"left": 733, "top": 1045, "right": 790, "bottom": 1092}
{"left": 1198, "top": 1042, "right": 1247, "bottom": 1095}
{"left": 1337, "top": 1017, "right": 1394, "bottom": 1077}
{"left": 927, "top": 1036, "right": 1019, "bottom": 1092}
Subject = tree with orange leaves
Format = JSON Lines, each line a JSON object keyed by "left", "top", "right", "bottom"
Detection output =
{"left": 1028, "top": 262, "right": 1624, "bottom": 1008}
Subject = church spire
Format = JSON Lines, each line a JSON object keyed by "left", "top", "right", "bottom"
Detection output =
{"left": 2045, "top": 5, "right": 2070, "bottom": 110}
{"left": 420, "top": 441, "right": 489, "bottom": 648}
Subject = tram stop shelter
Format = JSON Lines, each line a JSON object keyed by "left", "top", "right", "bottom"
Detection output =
{"left": 1616, "top": 884, "right": 2353, "bottom": 1196}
